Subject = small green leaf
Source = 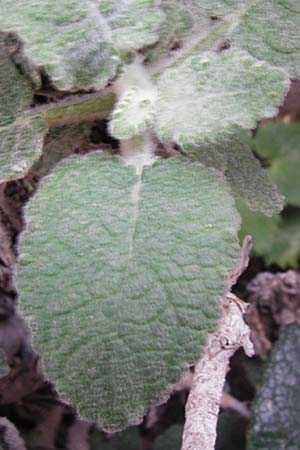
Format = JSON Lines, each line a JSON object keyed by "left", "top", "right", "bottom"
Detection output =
{"left": 248, "top": 324, "right": 300, "bottom": 450}
{"left": 238, "top": 203, "right": 300, "bottom": 268}
{"left": 238, "top": 201, "right": 282, "bottom": 260}
{"left": 254, "top": 121, "right": 300, "bottom": 207}
{"left": 264, "top": 209, "right": 300, "bottom": 268}
{"left": 183, "top": 132, "right": 284, "bottom": 216}
{"left": 0, "top": 33, "right": 47, "bottom": 182}
{"left": 156, "top": 50, "right": 289, "bottom": 146}
{"left": 17, "top": 152, "right": 240, "bottom": 430}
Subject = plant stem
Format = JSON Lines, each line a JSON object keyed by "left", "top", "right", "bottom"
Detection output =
{"left": 181, "top": 236, "right": 254, "bottom": 450}
{"left": 181, "top": 293, "right": 254, "bottom": 450}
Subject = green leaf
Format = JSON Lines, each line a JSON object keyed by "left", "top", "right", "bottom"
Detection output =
{"left": 98, "top": 1, "right": 164, "bottom": 52}
{"left": 248, "top": 323, "right": 300, "bottom": 450}
{"left": 1, "top": 0, "right": 163, "bottom": 89}
{"left": 254, "top": 121, "right": 300, "bottom": 207}
{"left": 264, "top": 208, "right": 300, "bottom": 268}
{"left": 17, "top": 152, "right": 241, "bottom": 430}
{"left": 109, "top": 63, "right": 157, "bottom": 139}
{"left": 189, "top": 1, "right": 300, "bottom": 78}
{"left": 232, "top": 0, "right": 300, "bottom": 78}
{"left": 156, "top": 50, "right": 289, "bottom": 146}
{"left": 183, "top": 132, "right": 284, "bottom": 216}
{"left": 238, "top": 203, "right": 300, "bottom": 268}
{"left": 0, "top": 32, "right": 47, "bottom": 182}
{"left": 238, "top": 201, "right": 282, "bottom": 260}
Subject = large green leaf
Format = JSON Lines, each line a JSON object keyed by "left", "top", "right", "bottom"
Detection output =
{"left": 155, "top": 50, "right": 289, "bottom": 146}
{"left": 0, "top": 32, "right": 47, "bottom": 182}
{"left": 183, "top": 132, "right": 284, "bottom": 216}
{"left": 248, "top": 324, "right": 300, "bottom": 450}
{"left": 1, "top": 0, "right": 163, "bottom": 89}
{"left": 254, "top": 121, "right": 300, "bottom": 207}
{"left": 17, "top": 152, "right": 240, "bottom": 430}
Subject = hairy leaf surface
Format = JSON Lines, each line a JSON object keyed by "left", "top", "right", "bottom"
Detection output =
{"left": 189, "top": 0, "right": 300, "bottom": 78}
{"left": 1, "top": 0, "right": 163, "bottom": 89}
{"left": 156, "top": 50, "right": 288, "bottom": 146}
{"left": 183, "top": 132, "right": 284, "bottom": 215}
{"left": 0, "top": 33, "right": 46, "bottom": 182}
{"left": 248, "top": 324, "right": 300, "bottom": 450}
{"left": 98, "top": 1, "right": 164, "bottom": 52}
{"left": 17, "top": 152, "right": 240, "bottom": 430}
{"left": 254, "top": 121, "right": 300, "bottom": 207}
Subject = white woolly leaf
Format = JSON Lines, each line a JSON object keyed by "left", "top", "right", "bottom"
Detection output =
{"left": 155, "top": 50, "right": 289, "bottom": 146}
{"left": 1, "top": 0, "right": 164, "bottom": 89}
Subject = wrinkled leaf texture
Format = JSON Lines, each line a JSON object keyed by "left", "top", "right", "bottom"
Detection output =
{"left": 17, "top": 152, "right": 241, "bottom": 429}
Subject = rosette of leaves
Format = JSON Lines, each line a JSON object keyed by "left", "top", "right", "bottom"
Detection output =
{"left": 248, "top": 324, "right": 300, "bottom": 450}
{"left": 0, "top": 0, "right": 300, "bottom": 432}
